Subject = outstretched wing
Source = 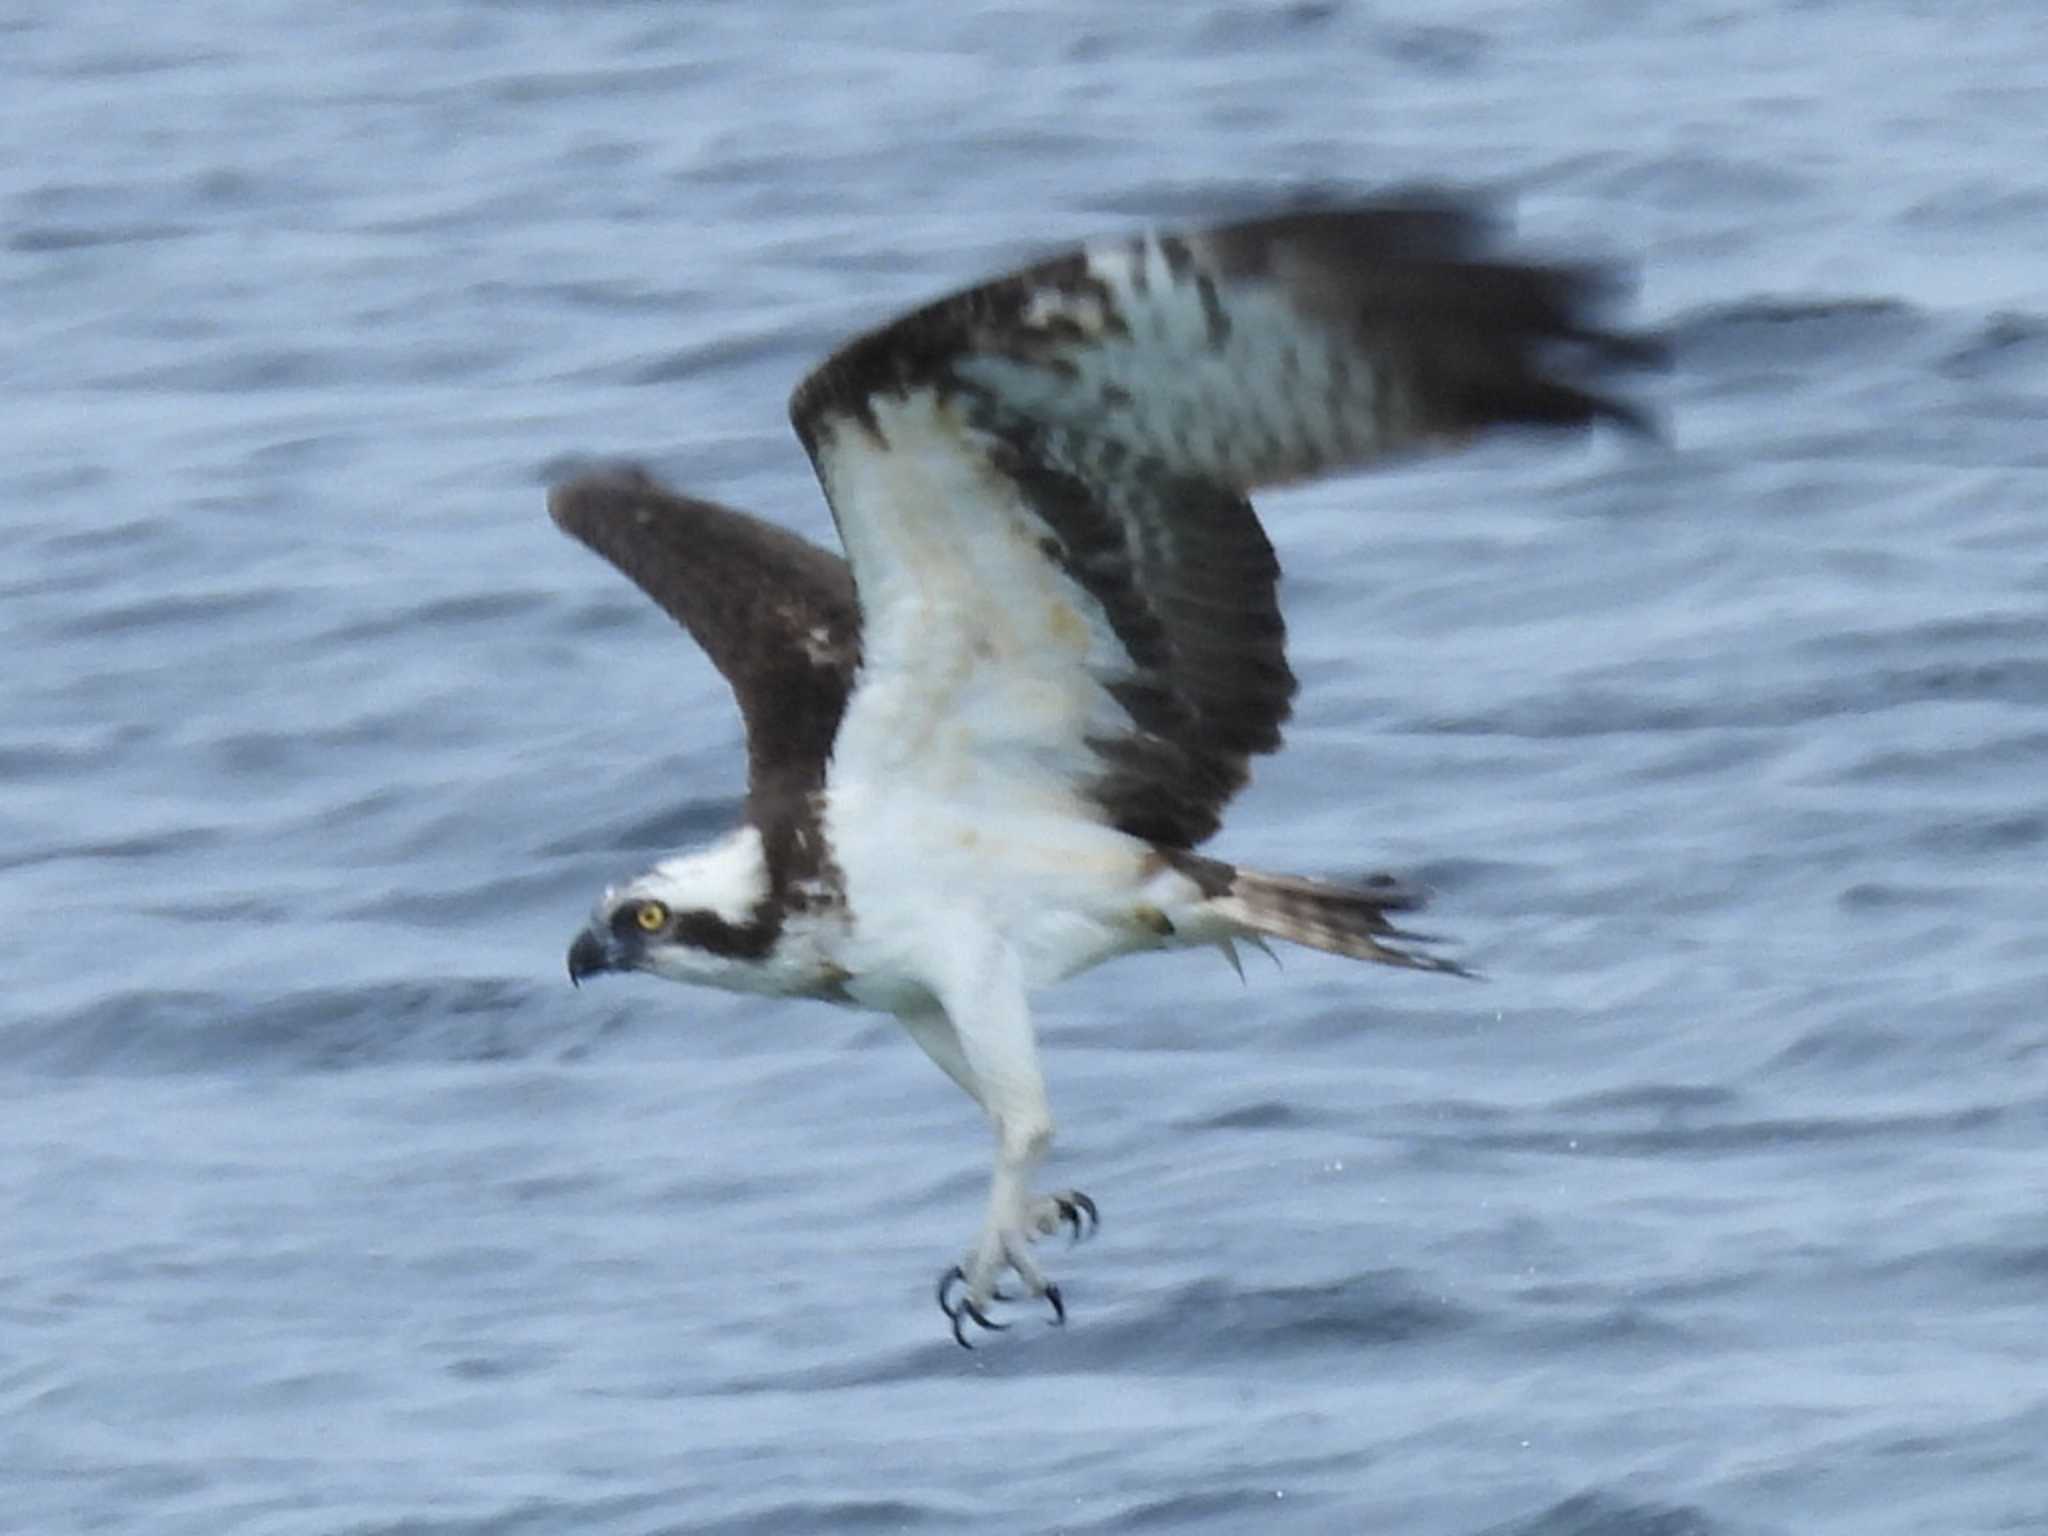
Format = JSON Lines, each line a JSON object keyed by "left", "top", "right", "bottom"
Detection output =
{"left": 547, "top": 464, "right": 862, "bottom": 815}
{"left": 790, "top": 191, "right": 1655, "bottom": 846}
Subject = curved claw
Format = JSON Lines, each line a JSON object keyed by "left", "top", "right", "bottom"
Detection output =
{"left": 952, "top": 1296, "right": 1009, "bottom": 1350}
{"left": 937, "top": 1264, "right": 1011, "bottom": 1349}
{"left": 1058, "top": 1191, "right": 1100, "bottom": 1244}
{"left": 1045, "top": 1282, "right": 1066, "bottom": 1327}
{"left": 962, "top": 1297, "right": 1007, "bottom": 1334}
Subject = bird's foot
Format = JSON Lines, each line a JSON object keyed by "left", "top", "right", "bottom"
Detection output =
{"left": 935, "top": 1189, "right": 1099, "bottom": 1348}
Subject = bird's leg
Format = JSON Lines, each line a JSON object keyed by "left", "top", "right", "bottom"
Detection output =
{"left": 903, "top": 1006, "right": 1092, "bottom": 1247}
{"left": 919, "top": 921, "right": 1099, "bottom": 1346}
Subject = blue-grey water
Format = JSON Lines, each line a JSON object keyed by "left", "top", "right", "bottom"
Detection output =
{"left": 6, "top": 2, "right": 2046, "bottom": 1532}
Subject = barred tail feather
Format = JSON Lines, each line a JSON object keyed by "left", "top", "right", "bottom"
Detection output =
{"left": 1208, "top": 868, "right": 1474, "bottom": 978}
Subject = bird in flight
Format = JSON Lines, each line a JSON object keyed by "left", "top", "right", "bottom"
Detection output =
{"left": 552, "top": 192, "right": 1653, "bottom": 1346}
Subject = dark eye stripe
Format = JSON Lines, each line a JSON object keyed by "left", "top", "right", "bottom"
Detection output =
{"left": 606, "top": 900, "right": 777, "bottom": 960}
{"left": 671, "top": 909, "right": 776, "bottom": 960}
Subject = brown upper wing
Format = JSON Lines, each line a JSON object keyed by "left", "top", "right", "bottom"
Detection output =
{"left": 547, "top": 464, "right": 861, "bottom": 816}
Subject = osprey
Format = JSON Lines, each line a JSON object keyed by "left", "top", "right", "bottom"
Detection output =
{"left": 553, "top": 193, "right": 1653, "bottom": 1346}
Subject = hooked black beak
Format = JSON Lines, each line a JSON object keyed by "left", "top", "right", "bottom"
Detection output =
{"left": 566, "top": 928, "right": 616, "bottom": 987}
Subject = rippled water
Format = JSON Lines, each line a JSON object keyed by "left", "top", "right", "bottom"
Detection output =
{"left": 6, "top": 2, "right": 2047, "bottom": 1533}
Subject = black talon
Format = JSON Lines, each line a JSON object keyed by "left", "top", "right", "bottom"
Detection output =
{"left": 936, "top": 1264, "right": 967, "bottom": 1319}
{"left": 1045, "top": 1282, "right": 1066, "bottom": 1327}
{"left": 953, "top": 1297, "right": 1007, "bottom": 1349}
{"left": 1059, "top": 1191, "right": 1100, "bottom": 1244}
{"left": 937, "top": 1263, "right": 1009, "bottom": 1348}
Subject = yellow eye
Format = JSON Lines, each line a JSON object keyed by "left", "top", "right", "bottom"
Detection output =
{"left": 634, "top": 900, "right": 669, "bottom": 933}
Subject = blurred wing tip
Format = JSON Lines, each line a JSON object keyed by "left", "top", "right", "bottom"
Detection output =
{"left": 544, "top": 460, "right": 664, "bottom": 537}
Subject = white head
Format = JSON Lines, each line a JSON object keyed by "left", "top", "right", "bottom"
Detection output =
{"left": 565, "top": 826, "right": 777, "bottom": 992}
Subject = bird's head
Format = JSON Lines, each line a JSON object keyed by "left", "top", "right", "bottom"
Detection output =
{"left": 566, "top": 826, "right": 778, "bottom": 992}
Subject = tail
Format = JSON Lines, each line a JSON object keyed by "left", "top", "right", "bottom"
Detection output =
{"left": 1201, "top": 864, "right": 1475, "bottom": 978}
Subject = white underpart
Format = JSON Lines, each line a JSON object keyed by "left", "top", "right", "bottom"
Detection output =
{"left": 815, "top": 388, "right": 1207, "bottom": 995}
{"left": 823, "top": 390, "right": 1140, "bottom": 811}
{"left": 809, "top": 387, "right": 1232, "bottom": 1309}
{"left": 636, "top": 825, "right": 768, "bottom": 924}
